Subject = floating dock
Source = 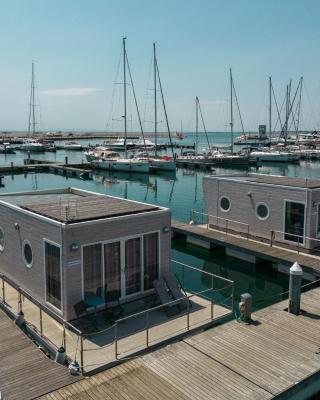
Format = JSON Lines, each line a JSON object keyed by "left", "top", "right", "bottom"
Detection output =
{"left": 0, "top": 308, "right": 79, "bottom": 400}
{"left": 172, "top": 220, "right": 320, "bottom": 278}
{"left": 40, "top": 286, "right": 320, "bottom": 400}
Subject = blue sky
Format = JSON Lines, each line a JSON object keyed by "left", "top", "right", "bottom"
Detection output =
{"left": 1, "top": 0, "right": 320, "bottom": 132}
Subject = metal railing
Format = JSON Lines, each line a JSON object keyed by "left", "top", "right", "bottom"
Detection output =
{"left": 0, "top": 261, "right": 234, "bottom": 373}
{"left": 190, "top": 210, "right": 250, "bottom": 238}
{"left": 0, "top": 272, "right": 84, "bottom": 370}
{"left": 270, "top": 230, "right": 320, "bottom": 255}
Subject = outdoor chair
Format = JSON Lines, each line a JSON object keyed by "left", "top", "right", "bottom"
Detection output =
{"left": 153, "top": 280, "right": 180, "bottom": 317}
{"left": 73, "top": 300, "right": 97, "bottom": 333}
{"left": 104, "top": 289, "right": 124, "bottom": 324}
{"left": 164, "top": 273, "right": 190, "bottom": 310}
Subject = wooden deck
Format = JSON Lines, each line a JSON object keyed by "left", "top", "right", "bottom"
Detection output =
{"left": 172, "top": 220, "right": 320, "bottom": 274}
{"left": 0, "top": 308, "right": 80, "bottom": 400}
{"left": 40, "top": 287, "right": 320, "bottom": 400}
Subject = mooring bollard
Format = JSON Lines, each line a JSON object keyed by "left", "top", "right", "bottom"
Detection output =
{"left": 55, "top": 346, "right": 66, "bottom": 364}
{"left": 15, "top": 310, "right": 25, "bottom": 327}
{"left": 65, "top": 156, "right": 68, "bottom": 165}
{"left": 239, "top": 293, "right": 252, "bottom": 322}
{"left": 288, "top": 261, "right": 303, "bottom": 315}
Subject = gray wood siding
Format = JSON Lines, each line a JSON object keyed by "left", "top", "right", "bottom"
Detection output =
{"left": 203, "top": 177, "right": 315, "bottom": 248}
{"left": 0, "top": 204, "right": 62, "bottom": 310}
{"left": 63, "top": 210, "right": 171, "bottom": 320}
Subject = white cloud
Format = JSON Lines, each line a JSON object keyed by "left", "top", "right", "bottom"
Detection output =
{"left": 40, "top": 87, "right": 102, "bottom": 96}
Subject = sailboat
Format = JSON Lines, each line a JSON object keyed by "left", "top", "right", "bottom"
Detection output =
{"left": 21, "top": 62, "right": 46, "bottom": 152}
{"left": 138, "top": 42, "right": 176, "bottom": 172}
{"left": 92, "top": 38, "right": 149, "bottom": 173}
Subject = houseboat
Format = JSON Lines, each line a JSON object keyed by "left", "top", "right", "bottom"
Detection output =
{"left": 0, "top": 188, "right": 171, "bottom": 321}
{"left": 203, "top": 173, "right": 320, "bottom": 251}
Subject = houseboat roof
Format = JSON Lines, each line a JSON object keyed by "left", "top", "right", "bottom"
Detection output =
{"left": 205, "top": 173, "right": 320, "bottom": 189}
{"left": 0, "top": 188, "right": 160, "bottom": 223}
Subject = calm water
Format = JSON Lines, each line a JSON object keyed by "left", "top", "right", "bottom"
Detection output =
{"left": 0, "top": 132, "right": 319, "bottom": 308}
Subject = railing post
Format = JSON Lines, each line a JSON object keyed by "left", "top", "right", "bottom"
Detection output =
{"left": 80, "top": 335, "right": 84, "bottom": 374}
{"left": 146, "top": 311, "right": 149, "bottom": 348}
{"left": 186, "top": 298, "right": 190, "bottom": 330}
{"left": 18, "top": 291, "right": 22, "bottom": 313}
{"left": 231, "top": 282, "right": 235, "bottom": 314}
{"left": 2, "top": 278, "right": 5, "bottom": 303}
{"left": 182, "top": 264, "right": 185, "bottom": 288}
{"left": 211, "top": 276, "right": 214, "bottom": 320}
{"left": 114, "top": 323, "right": 118, "bottom": 360}
{"left": 39, "top": 308, "right": 43, "bottom": 336}
{"left": 270, "top": 230, "right": 274, "bottom": 247}
{"left": 189, "top": 210, "right": 193, "bottom": 223}
{"left": 63, "top": 324, "right": 66, "bottom": 350}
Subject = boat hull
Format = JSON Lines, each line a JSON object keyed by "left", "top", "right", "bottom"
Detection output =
{"left": 92, "top": 160, "right": 150, "bottom": 173}
{"left": 150, "top": 159, "right": 176, "bottom": 171}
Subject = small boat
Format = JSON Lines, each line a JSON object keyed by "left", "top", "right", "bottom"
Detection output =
{"left": 102, "top": 138, "right": 135, "bottom": 152}
{"left": 84, "top": 146, "right": 114, "bottom": 162}
{"left": 20, "top": 139, "right": 46, "bottom": 152}
{"left": 64, "top": 141, "right": 83, "bottom": 150}
{"left": 137, "top": 152, "right": 176, "bottom": 171}
{"left": 0, "top": 143, "right": 15, "bottom": 154}
{"left": 249, "top": 150, "right": 290, "bottom": 162}
{"left": 92, "top": 158, "right": 150, "bottom": 173}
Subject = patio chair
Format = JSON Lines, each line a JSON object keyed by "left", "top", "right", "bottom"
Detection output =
{"left": 104, "top": 289, "right": 124, "bottom": 324}
{"left": 164, "top": 273, "right": 189, "bottom": 310}
{"left": 153, "top": 280, "right": 180, "bottom": 317}
{"left": 73, "top": 301, "right": 97, "bottom": 333}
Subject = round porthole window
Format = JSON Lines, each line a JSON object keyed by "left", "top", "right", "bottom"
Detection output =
{"left": 23, "top": 240, "right": 33, "bottom": 268}
{"left": 219, "top": 196, "right": 231, "bottom": 212}
{"left": 256, "top": 203, "right": 269, "bottom": 220}
{"left": 0, "top": 228, "right": 4, "bottom": 252}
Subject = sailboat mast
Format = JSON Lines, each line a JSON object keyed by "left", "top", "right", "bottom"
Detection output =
{"left": 153, "top": 42, "right": 158, "bottom": 157}
{"left": 195, "top": 97, "right": 199, "bottom": 155}
{"left": 269, "top": 76, "right": 272, "bottom": 143}
{"left": 123, "top": 37, "right": 127, "bottom": 158}
{"left": 32, "top": 62, "right": 36, "bottom": 135}
{"left": 230, "top": 68, "right": 234, "bottom": 153}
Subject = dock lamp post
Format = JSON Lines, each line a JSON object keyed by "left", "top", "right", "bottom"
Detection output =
{"left": 288, "top": 261, "right": 303, "bottom": 315}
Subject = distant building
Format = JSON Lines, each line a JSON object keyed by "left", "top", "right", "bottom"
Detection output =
{"left": 203, "top": 173, "right": 320, "bottom": 251}
{"left": 0, "top": 188, "right": 171, "bottom": 320}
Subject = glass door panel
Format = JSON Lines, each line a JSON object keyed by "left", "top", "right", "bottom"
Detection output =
{"left": 83, "top": 244, "right": 102, "bottom": 298}
{"left": 125, "top": 237, "right": 141, "bottom": 295}
{"left": 144, "top": 233, "right": 159, "bottom": 290}
{"left": 104, "top": 242, "right": 121, "bottom": 301}
{"left": 45, "top": 242, "right": 61, "bottom": 310}
{"left": 284, "top": 201, "right": 305, "bottom": 243}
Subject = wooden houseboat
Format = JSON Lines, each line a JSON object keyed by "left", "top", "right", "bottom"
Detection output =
{"left": 0, "top": 188, "right": 170, "bottom": 321}
{"left": 203, "top": 173, "right": 320, "bottom": 252}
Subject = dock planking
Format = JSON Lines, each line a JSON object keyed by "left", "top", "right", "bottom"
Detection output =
{"left": 0, "top": 309, "right": 80, "bottom": 400}
{"left": 172, "top": 220, "right": 320, "bottom": 274}
{"left": 39, "top": 286, "right": 320, "bottom": 400}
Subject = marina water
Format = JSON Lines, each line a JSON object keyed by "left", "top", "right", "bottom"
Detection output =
{"left": 0, "top": 132, "right": 317, "bottom": 310}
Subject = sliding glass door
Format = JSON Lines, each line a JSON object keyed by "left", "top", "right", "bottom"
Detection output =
{"left": 104, "top": 242, "right": 121, "bottom": 301}
{"left": 83, "top": 244, "right": 102, "bottom": 298}
{"left": 284, "top": 201, "right": 305, "bottom": 243}
{"left": 144, "top": 233, "right": 159, "bottom": 290}
{"left": 45, "top": 242, "right": 61, "bottom": 310}
{"left": 125, "top": 237, "right": 141, "bottom": 295}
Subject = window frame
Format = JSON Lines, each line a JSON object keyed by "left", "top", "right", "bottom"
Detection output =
{"left": 219, "top": 196, "right": 231, "bottom": 213}
{"left": 22, "top": 240, "right": 33, "bottom": 269}
{"left": 0, "top": 227, "right": 4, "bottom": 252}
{"left": 255, "top": 202, "right": 270, "bottom": 221}
{"left": 43, "top": 239, "right": 63, "bottom": 313}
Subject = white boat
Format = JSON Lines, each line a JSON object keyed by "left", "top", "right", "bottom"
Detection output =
{"left": 249, "top": 151, "right": 289, "bottom": 162}
{"left": 92, "top": 158, "right": 150, "bottom": 173}
{"left": 137, "top": 151, "right": 176, "bottom": 171}
{"left": 84, "top": 146, "right": 115, "bottom": 162}
{"left": 135, "top": 138, "right": 155, "bottom": 150}
{"left": 64, "top": 141, "right": 83, "bottom": 150}
{"left": 20, "top": 139, "right": 46, "bottom": 152}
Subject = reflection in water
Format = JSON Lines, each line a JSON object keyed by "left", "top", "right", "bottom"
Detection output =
{"left": 172, "top": 237, "right": 292, "bottom": 310}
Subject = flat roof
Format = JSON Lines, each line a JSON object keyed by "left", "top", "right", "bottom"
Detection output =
{"left": 205, "top": 173, "right": 320, "bottom": 189}
{"left": 0, "top": 188, "right": 160, "bottom": 223}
